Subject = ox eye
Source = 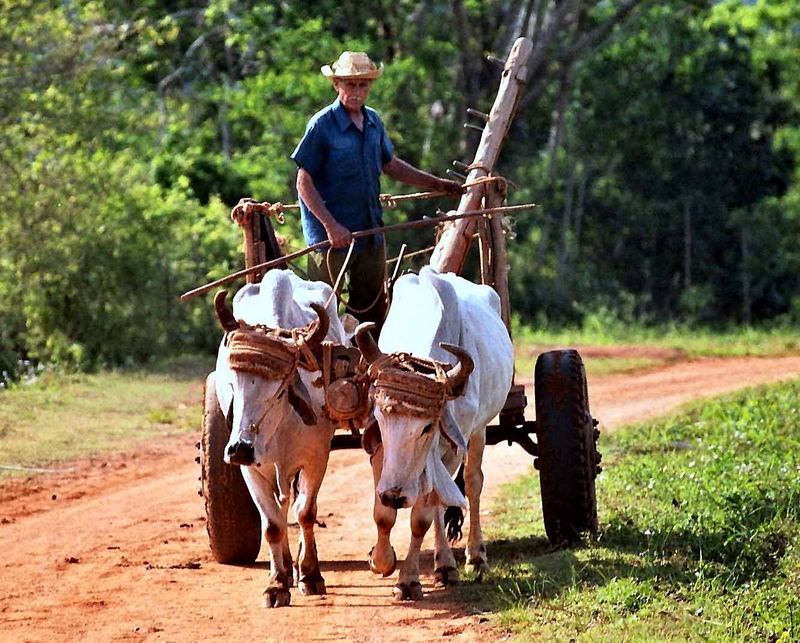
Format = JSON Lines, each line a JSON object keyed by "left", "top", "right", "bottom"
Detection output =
{"left": 421, "top": 423, "right": 433, "bottom": 436}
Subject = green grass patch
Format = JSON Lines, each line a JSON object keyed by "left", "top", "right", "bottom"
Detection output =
{"left": 516, "top": 351, "right": 662, "bottom": 379}
{"left": 0, "top": 354, "right": 212, "bottom": 476}
{"left": 455, "top": 380, "right": 800, "bottom": 641}
{"left": 513, "top": 316, "right": 800, "bottom": 359}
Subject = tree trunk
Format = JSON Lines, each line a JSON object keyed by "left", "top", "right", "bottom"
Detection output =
{"left": 547, "top": 64, "right": 572, "bottom": 178}
{"left": 683, "top": 197, "right": 691, "bottom": 289}
{"left": 556, "top": 159, "right": 576, "bottom": 289}
{"left": 573, "top": 164, "right": 589, "bottom": 258}
{"left": 452, "top": 0, "right": 483, "bottom": 154}
{"left": 741, "top": 225, "right": 752, "bottom": 324}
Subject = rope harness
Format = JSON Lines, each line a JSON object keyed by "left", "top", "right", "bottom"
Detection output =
{"left": 225, "top": 324, "right": 373, "bottom": 430}
{"left": 319, "top": 341, "right": 371, "bottom": 429}
{"left": 225, "top": 327, "right": 307, "bottom": 433}
{"left": 367, "top": 353, "right": 455, "bottom": 422}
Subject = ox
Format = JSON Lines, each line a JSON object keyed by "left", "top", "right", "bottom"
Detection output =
{"left": 356, "top": 266, "right": 514, "bottom": 600}
{"left": 214, "top": 269, "right": 346, "bottom": 607}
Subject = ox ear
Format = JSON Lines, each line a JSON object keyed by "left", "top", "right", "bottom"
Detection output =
{"left": 287, "top": 371, "right": 317, "bottom": 426}
{"left": 214, "top": 290, "right": 239, "bottom": 332}
{"left": 440, "top": 406, "right": 467, "bottom": 455}
{"left": 427, "top": 447, "right": 467, "bottom": 508}
{"left": 360, "top": 414, "right": 382, "bottom": 456}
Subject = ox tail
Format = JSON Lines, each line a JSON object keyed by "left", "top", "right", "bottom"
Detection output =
{"left": 443, "top": 463, "right": 465, "bottom": 544}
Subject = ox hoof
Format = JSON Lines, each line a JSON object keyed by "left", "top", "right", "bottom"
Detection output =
{"left": 392, "top": 581, "right": 424, "bottom": 602}
{"left": 434, "top": 565, "right": 460, "bottom": 588}
{"left": 368, "top": 546, "right": 397, "bottom": 577}
{"left": 263, "top": 586, "right": 291, "bottom": 608}
{"left": 298, "top": 574, "right": 327, "bottom": 596}
{"left": 467, "top": 558, "right": 490, "bottom": 582}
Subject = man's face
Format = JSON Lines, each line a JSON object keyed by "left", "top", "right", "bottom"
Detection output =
{"left": 333, "top": 78, "right": 373, "bottom": 114}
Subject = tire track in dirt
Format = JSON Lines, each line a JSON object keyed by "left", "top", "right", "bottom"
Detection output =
{"left": 2, "top": 354, "right": 800, "bottom": 642}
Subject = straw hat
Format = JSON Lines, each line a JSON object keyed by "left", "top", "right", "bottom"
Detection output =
{"left": 321, "top": 51, "right": 384, "bottom": 80}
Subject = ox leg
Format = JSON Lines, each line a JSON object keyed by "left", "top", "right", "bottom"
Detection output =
{"left": 263, "top": 499, "right": 293, "bottom": 608}
{"left": 432, "top": 506, "right": 459, "bottom": 587}
{"left": 368, "top": 446, "right": 398, "bottom": 576}
{"left": 465, "top": 430, "right": 489, "bottom": 579}
{"left": 393, "top": 499, "right": 434, "bottom": 601}
{"left": 294, "top": 465, "right": 328, "bottom": 596}
{"left": 242, "top": 469, "right": 292, "bottom": 607}
{"left": 281, "top": 528, "right": 294, "bottom": 588}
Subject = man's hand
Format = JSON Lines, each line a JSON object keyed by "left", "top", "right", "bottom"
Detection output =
{"left": 437, "top": 178, "right": 465, "bottom": 197}
{"left": 325, "top": 220, "right": 353, "bottom": 249}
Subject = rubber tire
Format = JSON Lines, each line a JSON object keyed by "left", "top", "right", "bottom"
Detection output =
{"left": 201, "top": 372, "right": 262, "bottom": 564}
{"left": 534, "top": 350, "right": 599, "bottom": 546}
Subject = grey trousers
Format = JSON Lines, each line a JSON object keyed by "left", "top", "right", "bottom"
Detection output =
{"left": 307, "top": 241, "right": 388, "bottom": 327}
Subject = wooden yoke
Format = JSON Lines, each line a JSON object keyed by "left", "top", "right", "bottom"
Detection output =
{"left": 430, "top": 37, "right": 532, "bottom": 275}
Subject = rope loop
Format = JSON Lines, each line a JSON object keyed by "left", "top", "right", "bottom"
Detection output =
{"left": 368, "top": 352, "right": 457, "bottom": 420}
{"left": 379, "top": 193, "right": 398, "bottom": 209}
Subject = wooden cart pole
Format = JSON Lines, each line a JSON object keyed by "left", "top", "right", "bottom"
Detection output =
{"left": 242, "top": 215, "right": 266, "bottom": 284}
{"left": 486, "top": 180, "right": 512, "bottom": 334}
{"left": 430, "top": 37, "right": 532, "bottom": 274}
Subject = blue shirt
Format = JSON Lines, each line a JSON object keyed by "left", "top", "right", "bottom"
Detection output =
{"left": 291, "top": 99, "right": 394, "bottom": 248}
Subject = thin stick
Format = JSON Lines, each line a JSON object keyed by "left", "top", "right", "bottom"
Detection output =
{"left": 180, "top": 203, "right": 535, "bottom": 302}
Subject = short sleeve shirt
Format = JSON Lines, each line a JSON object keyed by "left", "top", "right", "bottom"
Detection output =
{"left": 291, "top": 99, "right": 394, "bottom": 247}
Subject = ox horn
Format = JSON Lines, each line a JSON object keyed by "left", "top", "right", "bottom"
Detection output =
{"left": 214, "top": 290, "right": 239, "bottom": 332}
{"left": 305, "top": 302, "right": 330, "bottom": 350}
{"left": 440, "top": 343, "right": 474, "bottom": 396}
{"left": 354, "top": 322, "right": 383, "bottom": 364}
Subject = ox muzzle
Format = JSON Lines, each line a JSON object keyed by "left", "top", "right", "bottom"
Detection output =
{"left": 226, "top": 439, "right": 255, "bottom": 466}
{"left": 379, "top": 486, "right": 410, "bottom": 509}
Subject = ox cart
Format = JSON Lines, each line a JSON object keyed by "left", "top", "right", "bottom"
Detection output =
{"left": 190, "top": 38, "right": 601, "bottom": 565}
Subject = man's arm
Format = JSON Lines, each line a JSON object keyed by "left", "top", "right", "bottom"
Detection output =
{"left": 383, "top": 157, "right": 463, "bottom": 196}
{"left": 296, "top": 168, "right": 352, "bottom": 249}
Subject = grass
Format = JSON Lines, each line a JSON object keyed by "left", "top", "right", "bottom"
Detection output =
{"left": 0, "top": 354, "right": 212, "bottom": 476}
{"left": 512, "top": 318, "right": 800, "bottom": 378}
{"left": 453, "top": 380, "right": 800, "bottom": 641}
{"left": 516, "top": 352, "right": 664, "bottom": 379}
{"left": 514, "top": 316, "right": 800, "bottom": 358}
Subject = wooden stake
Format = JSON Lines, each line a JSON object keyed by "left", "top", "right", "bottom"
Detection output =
{"left": 430, "top": 37, "right": 533, "bottom": 274}
{"left": 487, "top": 182, "right": 512, "bottom": 334}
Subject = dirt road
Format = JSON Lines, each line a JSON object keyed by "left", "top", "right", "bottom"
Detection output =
{"left": 3, "top": 354, "right": 800, "bottom": 642}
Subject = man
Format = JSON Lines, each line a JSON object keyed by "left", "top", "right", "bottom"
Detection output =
{"left": 291, "top": 51, "right": 462, "bottom": 327}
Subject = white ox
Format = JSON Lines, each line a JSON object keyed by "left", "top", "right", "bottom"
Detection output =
{"left": 356, "top": 266, "right": 514, "bottom": 600}
{"left": 214, "top": 269, "right": 346, "bottom": 608}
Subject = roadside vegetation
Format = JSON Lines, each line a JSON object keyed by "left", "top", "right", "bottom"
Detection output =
{"left": 1, "top": 323, "right": 797, "bottom": 474}
{"left": 3, "top": 2, "right": 799, "bottom": 382}
{"left": 513, "top": 317, "right": 800, "bottom": 377}
{"left": 0, "top": 356, "right": 210, "bottom": 477}
{"left": 456, "top": 380, "right": 800, "bottom": 641}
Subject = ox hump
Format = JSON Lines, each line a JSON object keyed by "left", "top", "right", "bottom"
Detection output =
{"left": 232, "top": 269, "right": 345, "bottom": 342}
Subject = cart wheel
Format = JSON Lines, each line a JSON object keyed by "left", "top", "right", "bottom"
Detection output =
{"left": 201, "top": 372, "right": 262, "bottom": 564}
{"left": 534, "top": 350, "right": 600, "bottom": 546}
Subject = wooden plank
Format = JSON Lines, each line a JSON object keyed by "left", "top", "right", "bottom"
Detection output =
{"left": 430, "top": 37, "right": 532, "bottom": 274}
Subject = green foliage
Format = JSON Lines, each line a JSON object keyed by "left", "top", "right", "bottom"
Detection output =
{"left": 506, "top": 0, "right": 799, "bottom": 323}
{"left": 1, "top": 0, "right": 799, "bottom": 376}
{"left": 455, "top": 380, "right": 800, "bottom": 641}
